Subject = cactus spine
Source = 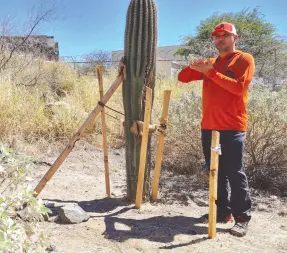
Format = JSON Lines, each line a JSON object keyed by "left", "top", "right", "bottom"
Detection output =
{"left": 123, "top": 0, "right": 157, "bottom": 200}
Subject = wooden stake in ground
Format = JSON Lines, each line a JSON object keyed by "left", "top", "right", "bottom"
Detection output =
{"left": 151, "top": 90, "right": 172, "bottom": 201}
{"left": 208, "top": 131, "right": 220, "bottom": 239}
{"left": 33, "top": 74, "right": 124, "bottom": 197}
{"left": 135, "top": 87, "right": 152, "bottom": 209}
{"left": 96, "top": 65, "right": 111, "bottom": 198}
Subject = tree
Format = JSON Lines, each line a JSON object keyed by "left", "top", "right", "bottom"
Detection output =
{"left": 81, "top": 49, "right": 112, "bottom": 74}
{"left": 176, "top": 7, "right": 287, "bottom": 87}
{"left": 0, "top": 1, "right": 60, "bottom": 89}
{"left": 0, "top": 0, "right": 58, "bottom": 71}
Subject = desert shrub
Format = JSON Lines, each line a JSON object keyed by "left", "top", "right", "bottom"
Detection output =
{"left": 0, "top": 145, "right": 50, "bottom": 252}
{"left": 245, "top": 86, "right": 287, "bottom": 195}
{"left": 159, "top": 83, "right": 287, "bottom": 196}
{"left": 163, "top": 90, "right": 204, "bottom": 174}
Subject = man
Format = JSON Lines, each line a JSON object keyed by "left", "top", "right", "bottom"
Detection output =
{"left": 178, "top": 22, "right": 255, "bottom": 237}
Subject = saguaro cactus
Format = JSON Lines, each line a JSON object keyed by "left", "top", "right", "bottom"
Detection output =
{"left": 122, "top": 0, "right": 157, "bottom": 200}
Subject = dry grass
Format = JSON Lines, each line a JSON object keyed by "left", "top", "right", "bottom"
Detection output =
{"left": 0, "top": 57, "right": 124, "bottom": 153}
{"left": 0, "top": 54, "right": 286, "bottom": 195}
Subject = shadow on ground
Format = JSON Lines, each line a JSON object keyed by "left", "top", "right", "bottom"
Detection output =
{"left": 103, "top": 214, "right": 229, "bottom": 247}
{"left": 44, "top": 197, "right": 132, "bottom": 217}
{"left": 44, "top": 197, "right": 230, "bottom": 249}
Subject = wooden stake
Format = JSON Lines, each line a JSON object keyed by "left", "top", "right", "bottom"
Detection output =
{"left": 96, "top": 65, "right": 110, "bottom": 198}
{"left": 151, "top": 90, "right": 172, "bottom": 201}
{"left": 208, "top": 131, "right": 220, "bottom": 239}
{"left": 33, "top": 75, "right": 124, "bottom": 197}
{"left": 135, "top": 87, "right": 152, "bottom": 209}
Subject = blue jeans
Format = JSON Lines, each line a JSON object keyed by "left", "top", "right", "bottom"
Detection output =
{"left": 201, "top": 130, "right": 252, "bottom": 221}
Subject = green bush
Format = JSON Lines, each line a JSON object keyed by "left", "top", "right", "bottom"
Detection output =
{"left": 0, "top": 145, "right": 50, "bottom": 252}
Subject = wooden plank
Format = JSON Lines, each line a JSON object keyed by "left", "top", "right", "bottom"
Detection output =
{"left": 151, "top": 90, "right": 172, "bottom": 201}
{"left": 208, "top": 130, "right": 220, "bottom": 239}
{"left": 135, "top": 87, "right": 152, "bottom": 209}
{"left": 33, "top": 75, "right": 123, "bottom": 197}
{"left": 96, "top": 65, "right": 110, "bottom": 198}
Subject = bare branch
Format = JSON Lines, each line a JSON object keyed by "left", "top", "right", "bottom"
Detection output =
{"left": 0, "top": 0, "right": 58, "bottom": 70}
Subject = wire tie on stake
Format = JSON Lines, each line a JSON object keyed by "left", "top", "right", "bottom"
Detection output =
{"left": 98, "top": 101, "right": 105, "bottom": 107}
{"left": 211, "top": 144, "right": 222, "bottom": 155}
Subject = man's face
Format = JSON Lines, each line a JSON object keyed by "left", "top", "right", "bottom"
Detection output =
{"left": 213, "top": 31, "right": 237, "bottom": 53}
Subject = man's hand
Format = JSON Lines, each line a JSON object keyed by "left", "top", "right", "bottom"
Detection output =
{"left": 189, "top": 58, "right": 214, "bottom": 74}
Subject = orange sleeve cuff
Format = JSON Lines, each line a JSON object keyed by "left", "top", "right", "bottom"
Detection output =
{"left": 205, "top": 68, "right": 217, "bottom": 78}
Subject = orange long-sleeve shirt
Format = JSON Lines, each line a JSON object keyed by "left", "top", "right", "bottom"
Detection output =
{"left": 178, "top": 50, "right": 255, "bottom": 131}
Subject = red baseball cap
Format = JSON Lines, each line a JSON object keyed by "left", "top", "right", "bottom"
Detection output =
{"left": 211, "top": 22, "right": 237, "bottom": 36}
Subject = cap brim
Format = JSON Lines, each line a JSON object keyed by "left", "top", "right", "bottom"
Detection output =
{"left": 211, "top": 29, "right": 234, "bottom": 36}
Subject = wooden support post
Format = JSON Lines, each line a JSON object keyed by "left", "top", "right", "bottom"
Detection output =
{"left": 33, "top": 75, "right": 124, "bottom": 197}
{"left": 151, "top": 90, "right": 172, "bottom": 201}
{"left": 208, "top": 131, "right": 220, "bottom": 239}
{"left": 135, "top": 87, "right": 152, "bottom": 209}
{"left": 96, "top": 65, "right": 110, "bottom": 198}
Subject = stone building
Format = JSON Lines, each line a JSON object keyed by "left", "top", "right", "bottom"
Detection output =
{"left": 0, "top": 35, "right": 59, "bottom": 61}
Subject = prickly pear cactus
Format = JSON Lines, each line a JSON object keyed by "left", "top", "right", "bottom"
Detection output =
{"left": 122, "top": 0, "right": 157, "bottom": 200}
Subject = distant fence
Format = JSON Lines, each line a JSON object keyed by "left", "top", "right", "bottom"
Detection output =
{"left": 60, "top": 43, "right": 287, "bottom": 88}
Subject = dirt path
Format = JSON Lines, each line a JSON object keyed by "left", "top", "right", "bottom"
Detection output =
{"left": 31, "top": 141, "right": 287, "bottom": 253}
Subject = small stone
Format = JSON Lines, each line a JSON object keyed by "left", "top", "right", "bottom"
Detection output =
{"left": 0, "top": 165, "right": 5, "bottom": 173}
{"left": 257, "top": 204, "right": 268, "bottom": 212}
{"left": 114, "top": 150, "right": 121, "bottom": 156}
{"left": 46, "top": 244, "right": 57, "bottom": 252}
{"left": 194, "top": 198, "right": 208, "bottom": 207}
{"left": 270, "top": 195, "right": 278, "bottom": 201}
{"left": 278, "top": 209, "right": 287, "bottom": 217}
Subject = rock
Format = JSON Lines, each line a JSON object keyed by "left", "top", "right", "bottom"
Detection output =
{"left": 58, "top": 203, "right": 89, "bottom": 224}
{"left": 46, "top": 244, "right": 57, "bottom": 252}
{"left": 49, "top": 215, "right": 59, "bottom": 223}
{"left": 278, "top": 209, "right": 287, "bottom": 217}
{"left": 194, "top": 198, "right": 208, "bottom": 207}
{"left": 114, "top": 150, "right": 121, "bottom": 156}
{"left": 257, "top": 204, "right": 269, "bottom": 212}
{"left": 0, "top": 165, "right": 5, "bottom": 172}
{"left": 45, "top": 201, "right": 55, "bottom": 208}
{"left": 270, "top": 195, "right": 278, "bottom": 201}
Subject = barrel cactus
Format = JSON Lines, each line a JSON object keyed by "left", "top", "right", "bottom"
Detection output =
{"left": 122, "top": 0, "right": 157, "bottom": 200}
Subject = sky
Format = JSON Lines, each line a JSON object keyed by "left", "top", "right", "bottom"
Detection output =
{"left": 1, "top": 0, "right": 286, "bottom": 57}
